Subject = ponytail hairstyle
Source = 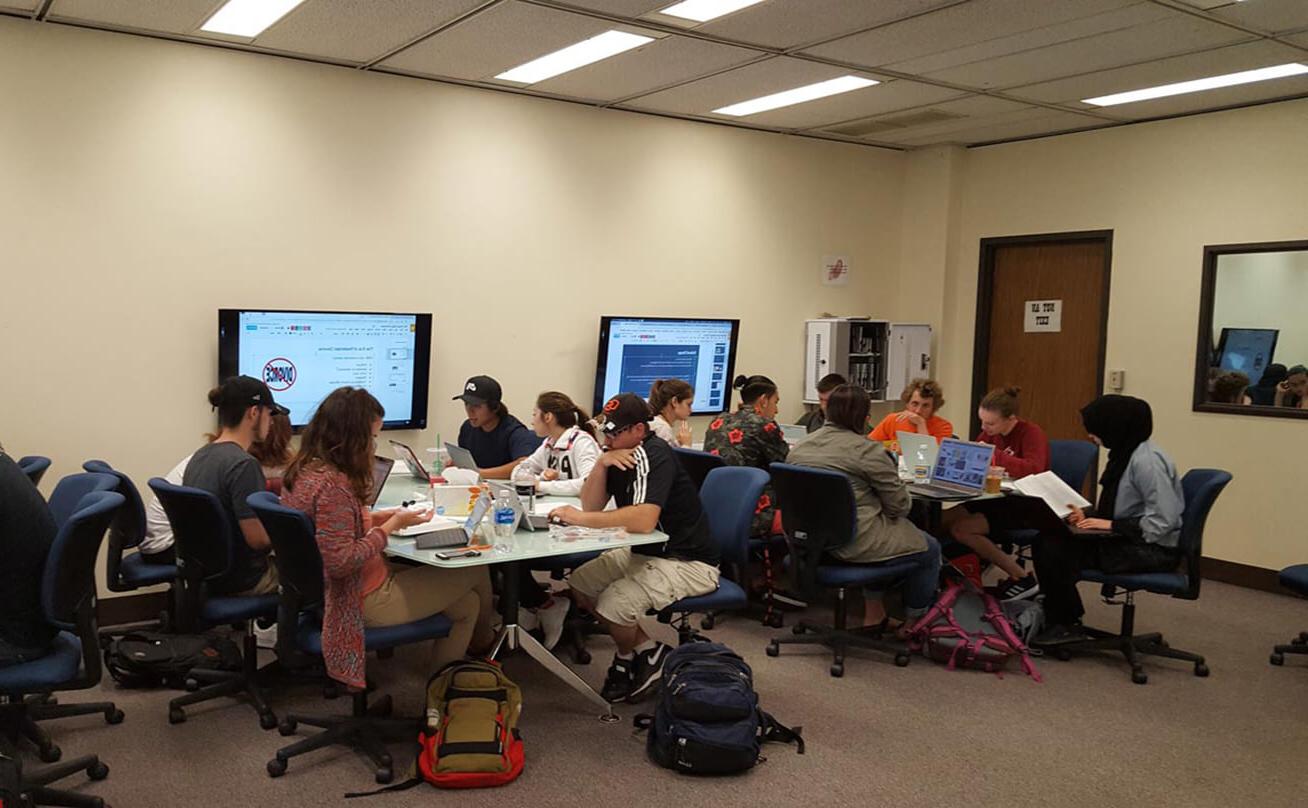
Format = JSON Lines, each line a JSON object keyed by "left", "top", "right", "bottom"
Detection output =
{"left": 535, "top": 391, "right": 596, "bottom": 438}
{"left": 648, "top": 378, "right": 694, "bottom": 415}
{"left": 978, "top": 386, "right": 1021, "bottom": 419}
{"left": 733, "top": 374, "right": 778, "bottom": 406}
{"left": 208, "top": 385, "right": 252, "bottom": 430}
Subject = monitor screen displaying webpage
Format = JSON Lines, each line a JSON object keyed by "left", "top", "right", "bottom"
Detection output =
{"left": 218, "top": 309, "right": 432, "bottom": 430}
{"left": 594, "top": 317, "right": 740, "bottom": 415}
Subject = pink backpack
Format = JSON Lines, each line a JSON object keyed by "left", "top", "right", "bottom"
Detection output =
{"left": 907, "top": 578, "right": 1042, "bottom": 682}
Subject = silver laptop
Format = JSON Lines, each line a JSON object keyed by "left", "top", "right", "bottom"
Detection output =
{"left": 776, "top": 423, "right": 806, "bottom": 446}
{"left": 412, "top": 494, "right": 491, "bottom": 550}
{"left": 896, "top": 431, "right": 938, "bottom": 481}
{"left": 388, "top": 439, "right": 430, "bottom": 481}
{"left": 367, "top": 455, "right": 395, "bottom": 507}
{"left": 910, "top": 438, "right": 995, "bottom": 500}
{"left": 443, "top": 442, "right": 479, "bottom": 472}
{"left": 486, "top": 481, "right": 550, "bottom": 531}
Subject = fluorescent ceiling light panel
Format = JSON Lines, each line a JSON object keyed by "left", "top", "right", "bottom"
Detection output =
{"left": 713, "top": 75, "right": 879, "bottom": 117}
{"left": 201, "top": 0, "right": 306, "bottom": 37}
{"left": 1082, "top": 63, "right": 1308, "bottom": 107}
{"left": 660, "top": 0, "right": 767, "bottom": 23}
{"left": 495, "top": 30, "right": 654, "bottom": 84}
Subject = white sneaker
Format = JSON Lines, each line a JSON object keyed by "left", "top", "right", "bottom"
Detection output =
{"left": 536, "top": 596, "right": 570, "bottom": 651}
{"left": 253, "top": 620, "right": 278, "bottom": 650}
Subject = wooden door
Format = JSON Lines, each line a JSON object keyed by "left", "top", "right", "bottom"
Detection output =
{"left": 972, "top": 233, "right": 1111, "bottom": 441}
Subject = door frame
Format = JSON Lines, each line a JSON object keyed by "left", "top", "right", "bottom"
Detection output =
{"left": 970, "top": 230, "right": 1114, "bottom": 438}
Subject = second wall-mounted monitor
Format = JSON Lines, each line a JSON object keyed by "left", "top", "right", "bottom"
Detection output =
{"left": 594, "top": 316, "right": 740, "bottom": 415}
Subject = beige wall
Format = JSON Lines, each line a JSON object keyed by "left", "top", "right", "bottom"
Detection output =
{"left": 1213, "top": 251, "right": 1308, "bottom": 372}
{"left": 937, "top": 98, "right": 1308, "bottom": 571}
{"left": 0, "top": 17, "right": 903, "bottom": 528}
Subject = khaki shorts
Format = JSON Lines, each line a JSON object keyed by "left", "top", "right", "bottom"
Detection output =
{"left": 568, "top": 548, "right": 719, "bottom": 626}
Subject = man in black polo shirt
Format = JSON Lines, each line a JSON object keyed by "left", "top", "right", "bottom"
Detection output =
{"left": 551, "top": 394, "right": 719, "bottom": 702}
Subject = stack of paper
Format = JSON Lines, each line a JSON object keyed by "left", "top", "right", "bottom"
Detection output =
{"left": 1012, "top": 471, "right": 1091, "bottom": 519}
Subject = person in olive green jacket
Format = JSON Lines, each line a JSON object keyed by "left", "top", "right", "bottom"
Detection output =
{"left": 786, "top": 385, "right": 941, "bottom": 630}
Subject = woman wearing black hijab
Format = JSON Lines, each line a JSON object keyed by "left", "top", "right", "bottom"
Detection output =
{"left": 1032, "top": 395, "right": 1186, "bottom": 645}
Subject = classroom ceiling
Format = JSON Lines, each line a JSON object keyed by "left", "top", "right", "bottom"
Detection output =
{"left": 15, "top": 0, "right": 1308, "bottom": 149}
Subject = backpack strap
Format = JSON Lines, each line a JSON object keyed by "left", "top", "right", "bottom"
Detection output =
{"left": 759, "top": 711, "right": 805, "bottom": 755}
{"left": 344, "top": 776, "right": 423, "bottom": 799}
{"left": 978, "top": 590, "right": 1044, "bottom": 683}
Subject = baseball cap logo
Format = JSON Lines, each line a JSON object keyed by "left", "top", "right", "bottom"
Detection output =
{"left": 466, "top": 382, "right": 477, "bottom": 392}
{"left": 603, "top": 398, "right": 621, "bottom": 413}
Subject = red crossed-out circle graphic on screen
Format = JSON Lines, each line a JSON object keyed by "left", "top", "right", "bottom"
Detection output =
{"left": 263, "top": 358, "right": 297, "bottom": 392}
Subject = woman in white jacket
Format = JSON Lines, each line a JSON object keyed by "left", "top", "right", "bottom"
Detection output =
{"left": 512, "top": 391, "right": 601, "bottom": 497}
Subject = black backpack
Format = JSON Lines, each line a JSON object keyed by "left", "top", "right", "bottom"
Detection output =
{"left": 635, "top": 642, "right": 803, "bottom": 775}
{"left": 104, "top": 632, "right": 241, "bottom": 688}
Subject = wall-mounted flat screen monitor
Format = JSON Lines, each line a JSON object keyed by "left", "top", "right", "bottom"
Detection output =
{"left": 593, "top": 316, "right": 740, "bottom": 415}
{"left": 218, "top": 309, "right": 432, "bottom": 430}
{"left": 1214, "top": 327, "right": 1278, "bottom": 377}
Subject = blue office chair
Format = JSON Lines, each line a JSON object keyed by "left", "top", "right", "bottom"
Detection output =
{"left": 83, "top": 461, "right": 178, "bottom": 616}
{"left": 764, "top": 463, "right": 914, "bottom": 676}
{"left": 1059, "top": 468, "right": 1232, "bottom": 684}
{"left": 148, "top": 479, "right": 279, "bottom": 729}
{"left": 248, "top": 492, "right": 452, "bottom": 783}
{"left": 47, "top": 472, "right": 118, "bottom": 531}
{"left": 652, "top": 467, "right": 763, "bottom": 644}
{"left": 673, "top": 447, "right": 725, "bottom": 491}
{"left": 0, "top": 489, "right": 124, "bottom": 808}
{"left": 995, "top": 439, "right": 1100, "bottom": 564}
{"left": 18, "top": 455, "right": 52, "bottom": 487}
{"left": 1270, "top": 564, "right": 1308, "bottom": 667}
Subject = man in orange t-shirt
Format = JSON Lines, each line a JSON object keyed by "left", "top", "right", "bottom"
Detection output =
{"left": 868, "top": 378, "right": 953, "bottom": 444}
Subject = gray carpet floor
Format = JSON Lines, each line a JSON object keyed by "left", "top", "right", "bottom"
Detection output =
{"left": 28, "top": 579, "right": 1308, "bottom": 807}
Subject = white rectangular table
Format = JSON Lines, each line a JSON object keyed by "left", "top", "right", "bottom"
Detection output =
{"left": 376, "top": 474, "right": 667, "bottom": 720}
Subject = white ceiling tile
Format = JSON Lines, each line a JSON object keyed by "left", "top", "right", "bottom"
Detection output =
{"left": 0, "top": 1, "right": 38, "bottom": 13}
{"left": 1168, "top": 1, "right": 1234, "bottom": 9}
{"left": 802, "top": 0, "right": 1141, "bottom": 69}
{"left": 924, "top": 15, "right": 1252, "bottom": 90}
{"left": 1285, "top": 30, "right": 1308, "bottom": 49}
{"left": 625, "top": 56, "right": 849, "bottom": 113}
{"left": 379, "top": 1, "right": 654, "bottom": 82}
{"left": 253, "top": 0, "right": 487, "bottom": 64}
{"left": 533, "top": 36, "right": 759, "bottom": 102}
{"left": 695, "top": 0, "right": 963, "bottom": 50}
{"left": 1211, "top": 0, "right": 1308, "bottom": 34}
{"left": 813, "top": 94, "right": 1028, "bottom": 137}
{"left": 562, "top": 1, "right": 670, "bottom": 16}
{"left": 47, "top": 0, "right": 220, "bottom": 33}
{"left": 890, "top": 109, "right": 1109, "bottom": 146}
{"left": 742, "top": 79, "right": 964, "bottom": 129}
{"left": 1007, "top": 40, "right": 1308, "bottom": 104}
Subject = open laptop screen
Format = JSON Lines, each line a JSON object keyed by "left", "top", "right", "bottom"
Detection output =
{"left": 932, "top": 439, "right": 994, "bottom": 489}
{"left": 368, "top": 455, "right": 395, "bottom": 507}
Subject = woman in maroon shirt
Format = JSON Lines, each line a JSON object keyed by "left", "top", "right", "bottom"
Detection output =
{"left": 941, "top": 387, "right": 1049, "bottom": 601}
{"left": 281, "top": 387, "right": 494, "bottom": 690}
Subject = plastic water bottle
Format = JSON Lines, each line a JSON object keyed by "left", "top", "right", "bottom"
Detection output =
{"left": 492, "top": 490, "right": 516, "bottom": 553}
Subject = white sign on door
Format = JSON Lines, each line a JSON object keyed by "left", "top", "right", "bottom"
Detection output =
{"left": 1024, "top": 299, "right": 1062, "bottom": 333}
{"left": 822, "top": 255, "right": 850, "bottom": 286}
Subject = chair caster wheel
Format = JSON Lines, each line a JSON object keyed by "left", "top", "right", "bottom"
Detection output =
{"left": 88, "top": 761, "right": 110, "bottom": 781}
{"left": 279, "top": 718, "right": 298, "bottom": 736}
{"left": 39, "top": 744, "right": 61, "bottom": 763}
{"left": 573, "top": 649, "right": 592, "bottom": 665}
{"left": 765, "top": 641, "right": 779, "bottom": 658}
{"left": 1271, "top": 653, "right": 1285, "bottom": 666}
{"left": 168, "top": 707, "right": 186, "bottom": 725}
{"left": 894, "top": 653, "right": 910, "bottom": 668}
{"left": 184, "top": 679, "right": 199, "bottom": 692}
{"left": 765, "top": 613, "right": 784, "bottom": 629}
{"left": 379, "top": 752, "right": 393, "bottom": 767}
{"left": 267, "top": 758, "right": 287, "bottom": 778}
{"left": 700, "top": 615, "right": 716, "bottom": 631}
{"left": 829, "top": 663, "right": 844, "bottom": 678}
{"left": 259, "top": 711, "right": 278, "bottom": 730}
{"left": 375, "top": 767, "right": 393, "bottom": 785}
{"left": 1194, "top": 663, "right": 1209, "bottom": 678}
{"left": 105, "top": 708, "right": 125, "bottom": 725}
{"left": 1131, "top": 670, "right": 1148, "bottom": 685}
{"left": 792, "top": 624, "right": 806, "bottom": 635}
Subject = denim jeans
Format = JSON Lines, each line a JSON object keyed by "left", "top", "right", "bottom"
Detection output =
{"left": 863, "top": 532, "right": 942, "bottom": 619}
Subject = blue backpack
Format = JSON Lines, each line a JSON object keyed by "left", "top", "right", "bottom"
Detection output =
{"left": 635, "top": 643, "right": 803, "bottom": 775}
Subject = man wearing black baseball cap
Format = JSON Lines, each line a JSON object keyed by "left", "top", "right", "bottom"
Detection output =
{"left": 550, "top": 393, "right": 720, "bottom": 703}
{"left": 452, "top": 375, "right": 541, "bottom": 479}
{"left": 180, "top": 375, "right": 287, "bottom": 596}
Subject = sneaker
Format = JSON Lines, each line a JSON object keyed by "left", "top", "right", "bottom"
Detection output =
{"left": 998, "top": 575, "right": 1039, "bottom": 602}
{"left": 253, "top": 619, "right": 278, "bottom": 650}
{"left": 600, "top": 656, "right": 634, "bottom": 703}
{"left": 1033, "top": 623, "right": 1088, "bottom": 647}
{"left": 627, "top": 642, "right": 671, "bottom": 702}
{"left": 536, "top": 596, "right": 570, "bottom": 651}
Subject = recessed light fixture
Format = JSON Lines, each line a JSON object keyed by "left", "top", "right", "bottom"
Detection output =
{"left": 201, "top": 0, "right": 306, "bottom": 38}
{"left": 660, "top": 0, "right": 767, "bottom": 23}
{"left": 495, "top": 30, "right": 654, "bottom": 84}
{"left": 1082, "top": 62, "right": 1308, "bottom": 107}
{"left": 713, "top": 75, "right": 879, "bottom": 117}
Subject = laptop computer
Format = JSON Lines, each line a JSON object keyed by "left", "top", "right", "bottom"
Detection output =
{"left": 909, "top": 438, "right": 995, "bottom": 500}
{"left": 444, "top": 442, "right": 479, "bottom": 472}
{"left": 367, "top": 455, "right": 395, "bottom": 507}
{"left": 388, "top": 439, "right": 430, "bottom": 481}
{"left": 776, "top": 423, "right": 806, "bottom": 446}
{"left": 896, "top": 431, "right": 938, "bottom": 481}
{"left": 399, "top": 493, "right": 492, "bottom": 550}
{"left": 486, "top": 481, "right": 550, "bottom": 531}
